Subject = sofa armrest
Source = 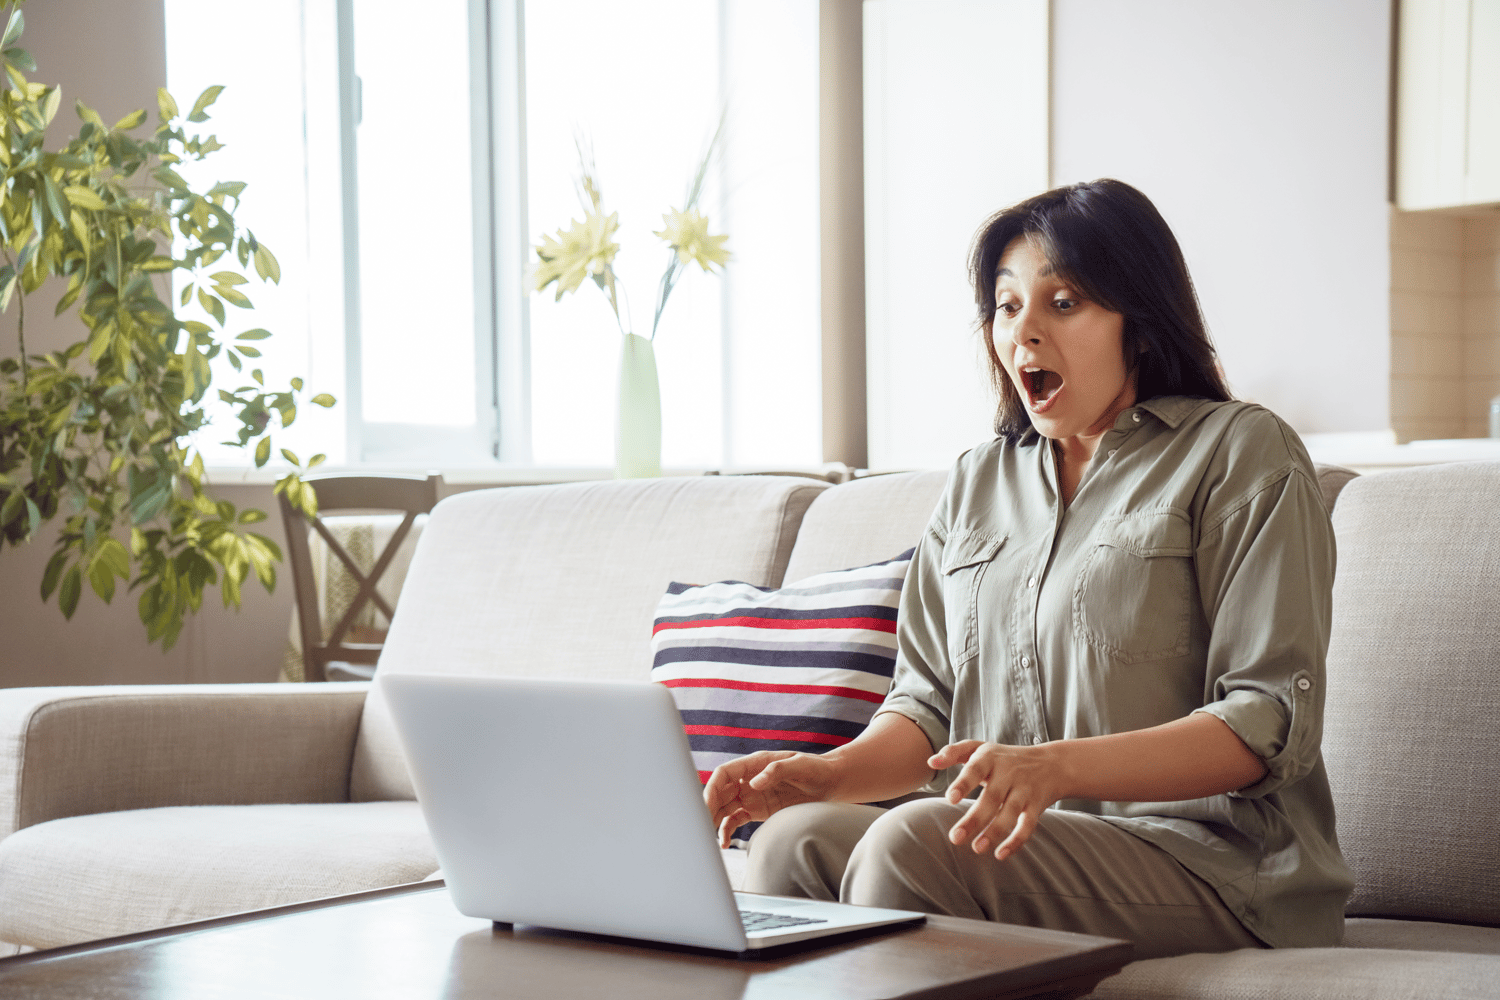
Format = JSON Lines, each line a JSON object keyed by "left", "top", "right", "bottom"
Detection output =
{"left": 0, "top": 683, "right": 370, "bottom": 840}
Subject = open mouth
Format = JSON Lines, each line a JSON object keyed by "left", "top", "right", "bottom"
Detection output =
{"left": 1023, "top": 367, "right": 1063, "bottom": 410}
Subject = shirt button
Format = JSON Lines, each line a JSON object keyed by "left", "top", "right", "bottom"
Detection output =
{"left": 1031, "top": 735, "right": 1044, "bottom": 745}
{"left": 1132, "top": 412, "right": 1142, "bottom": 423}
{"left": 1026, "top": 576, "right": 1037, "bottom": 588}
{"left": 1107, "top": 449, "right": 1117, "bottom": 458}
{"left": 1296, "top": 677, "right": 1312, "bottom": 691}
{"left": 1020, "top": 657, "right": 1030, "bottom": 668}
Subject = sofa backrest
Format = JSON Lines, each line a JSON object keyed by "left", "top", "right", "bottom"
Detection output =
{"left": 781, "top": 471, "right": 951, "bottom": 581}
{"left": 781, "top": 463, "right": 1357, "bottom": 584}
{"left": 350, "top": 475, "right": 829, "bottom": 801}
{"left": 1323, "top": 461, "right": 1500, "bottom": 926}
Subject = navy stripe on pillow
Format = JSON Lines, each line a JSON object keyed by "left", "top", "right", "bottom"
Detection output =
{"left": 650, "top": 548, "right": 914, "bottom": 849}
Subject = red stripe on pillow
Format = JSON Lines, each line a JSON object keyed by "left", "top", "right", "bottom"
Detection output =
{"left": 658, "top": 677, "right": 886, "bottom": 704}
{"left": 697, "top": 770, "right": 713, "bottom": 784}
{"left": 684, "top": 724, "right": 852, "bottom": 746}
{"left": 653, "top": 616, "right": 896, "bottom": 635}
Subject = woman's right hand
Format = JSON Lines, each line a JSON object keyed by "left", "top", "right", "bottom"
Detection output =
{"left": 703, "top": 751, "right": 843, "bottom": 848}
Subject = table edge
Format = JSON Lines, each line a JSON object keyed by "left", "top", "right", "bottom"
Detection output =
{"left": 0, "top": 879, "right": 448, "bottom": 967}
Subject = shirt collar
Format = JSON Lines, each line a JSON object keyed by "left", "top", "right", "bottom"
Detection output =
{"left": 1135, "top": 395, "right": 1206, "bottom": 429}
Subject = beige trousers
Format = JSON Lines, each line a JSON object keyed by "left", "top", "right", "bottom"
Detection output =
{"left": 744, "top": 799, "right": 1265, "bottom": 961}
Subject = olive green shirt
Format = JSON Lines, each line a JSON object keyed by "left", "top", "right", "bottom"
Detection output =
{"left": 878, "top": 396, "right": 1354, "bottom": 948}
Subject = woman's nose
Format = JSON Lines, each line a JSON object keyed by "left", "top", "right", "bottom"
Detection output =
{"left": 1010, "top": 307, "right": 1042, "bottom": 346}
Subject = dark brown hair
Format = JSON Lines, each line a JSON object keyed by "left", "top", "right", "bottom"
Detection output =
{"left": 969, "top": 178, "right": 1232, "bottom": 439}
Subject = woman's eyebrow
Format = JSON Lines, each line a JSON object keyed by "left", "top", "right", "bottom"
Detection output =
{"left": 994, "top": 265, "right": 1058, "bottom": 279}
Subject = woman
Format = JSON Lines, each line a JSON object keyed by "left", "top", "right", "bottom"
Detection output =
{"left": 704, "top": 179, "right": 1352, "bottom": 960}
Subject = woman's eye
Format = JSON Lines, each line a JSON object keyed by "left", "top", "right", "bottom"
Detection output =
{"left": 1053, "top": 298, "right": 1077, "bottom": 311}
{"left": 997, "top": 301, "right": 1020, "bottom": 317}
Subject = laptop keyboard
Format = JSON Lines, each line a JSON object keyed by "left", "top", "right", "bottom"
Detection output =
{"left": 739, "top": 909, "right": 829, "bottom": 932}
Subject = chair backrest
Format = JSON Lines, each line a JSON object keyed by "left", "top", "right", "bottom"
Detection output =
{"left": 279, "top": 474, "right": 442, "bottom": 682}
{"left": 1323, "top": 461, "right": 1500, "bottom": 926}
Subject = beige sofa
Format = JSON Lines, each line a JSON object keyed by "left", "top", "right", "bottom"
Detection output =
{"left": 2, "top": 464, "right": 1498, "bottom": 997}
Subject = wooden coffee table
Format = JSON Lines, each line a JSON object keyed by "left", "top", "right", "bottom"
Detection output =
{"left": 0, "top": 881, "right": 1131, "bottom": 998}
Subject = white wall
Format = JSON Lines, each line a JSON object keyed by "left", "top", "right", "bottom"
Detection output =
{"left": 863, "top": 0, "right": 1050, "bottom": 470}
{"left": 863, "top": 0, "right": 1394, "bottom": 469}
{"left": 1051, "top": 0, "right": 1392, "bottom": 434}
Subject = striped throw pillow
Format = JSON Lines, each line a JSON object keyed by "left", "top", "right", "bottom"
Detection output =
{"left": 649, "top": 549, "right": 914, "bottom": 847}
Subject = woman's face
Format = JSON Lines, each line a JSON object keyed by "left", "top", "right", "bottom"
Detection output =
{"left": 992, "top": 237, "right": 1136, "bottom": 443}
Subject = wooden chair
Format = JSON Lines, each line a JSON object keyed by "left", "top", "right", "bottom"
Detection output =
{"left": 278, "top": 474, "right": 442, "bottom": 682}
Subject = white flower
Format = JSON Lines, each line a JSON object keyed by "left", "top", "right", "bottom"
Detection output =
{"left": 654, "top": 207, "right": 731, "bottom": 272}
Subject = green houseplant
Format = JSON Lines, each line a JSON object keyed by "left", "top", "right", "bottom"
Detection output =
{"left": 0, "top": 4, "right": 332, "bottom": 649}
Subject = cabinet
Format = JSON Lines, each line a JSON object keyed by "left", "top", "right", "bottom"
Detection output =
{"left": 1397, "top": 0, "right": 1500, "bottom": 209}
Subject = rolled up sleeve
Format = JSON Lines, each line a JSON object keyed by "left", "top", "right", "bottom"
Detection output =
{"left": 876, "top": 520, "right": 957, "bottom": 762}
{"left": 1192, "top": 457, "right": 1335, "bottom": 799}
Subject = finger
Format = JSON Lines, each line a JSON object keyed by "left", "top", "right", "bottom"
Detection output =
{"left": 747, "top": 753, "right": 797, "bottom": 790}
{"left": 993, "top": 807, "right": 1038, "bottom": 861}
{"left": 718, "top": 808, "right": 749, "bottom": 849}
{"left": 747, "top": 753, "right": 805, "bottom": 792}
{"left": 944, "top": 744, "right": 997, "bottom": 804}
{"left": 950, "top": 776, "right": 1009, "bottom": 850}
{"left": 711, "top": 792, "right": 745, "bottom": 831}
{"left": 703, "top": 759, "right": 748, "bottom": 813}
{"left": 928, "top": 740, "right": 983, "bottom": 772}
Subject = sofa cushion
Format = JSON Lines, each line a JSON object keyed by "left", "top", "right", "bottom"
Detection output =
{"left": 351, "top": 476, "right": 830, "bottom": 802}
{"left": 650, "top": 549, "right": 913, "bottom": 844}
{"left": 1342, "top": 916, "right": 1500, "bottom": 954}
{"left": 1090, "top": 944, "right": 1500, "bottom": 1000}
{"left": 1323, "top": 461, "right": 1500, "bottom": 927}
{"left": 0, "top": 802, "right": 435, "bottom": 950}
{"left": 782, "top": 471, "right": 950, "bottom": 581}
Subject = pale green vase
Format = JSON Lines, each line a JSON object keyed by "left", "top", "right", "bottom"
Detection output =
{"left": 615, "top": 333, "right": 661, "bottom": 478}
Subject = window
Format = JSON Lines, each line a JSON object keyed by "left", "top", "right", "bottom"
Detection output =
{"left": 166, "top": 0, "right": 820, "bottom": 471}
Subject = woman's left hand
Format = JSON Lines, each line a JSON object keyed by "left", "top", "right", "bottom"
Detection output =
{"left": 928, "top": 740, "right": 1067, "bottom": 861}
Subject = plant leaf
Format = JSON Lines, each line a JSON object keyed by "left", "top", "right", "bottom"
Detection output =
{"left": 40, "top": 83, "right": 59, "bottom": 125}
{"left": 235, "top": 328, "right": 271, "bottom": 340}
{"left": 216, "top": 284, "right": 252, "bottom": 308}
{"left": 187, "top": 84, "right": 224, "bottom": 122}
{"left": 75, "top": 100, "right": 104, "bottom": 129}
{"left": 254, "top": 435, "right": 271, "bottom": 467}
{"left": 157, "top": 87, "right": 178, "bottom": 121}
{"left": 42, "top": 175, "right": 68, "bottom": 225}
{"left": 3, "top": 46, "right": 34, "bottom": 72}
{"left": 89, "top": 558, "right": 116, "bottom": 603}
{"left": 197, "top": 287, "right": 225, "bottom": 326}
{"left": 63, "top": 185, "right": 107, "bottom": 210}
{"left": 310, "top": 393, "right": 336, "bottom": 407}
{"left": 253, "top": 243, "right": 281, "bottom": 283}
{"left": 59, "top": 566, "right": 82, "bottom": 618}
{"left": 99, "top": 537, "right": 131, "bottom": 577}
{"left": 113, "top": 108, "right": 146, "bottom": 131}
{"left": 1, "top": 9, "right": 23, "bottom": 50}
{"left": 41, "top": 551, "right": 68, "bottom": 601}
{"left": 0, "top": 489, "right": 22, "bottom": 528}
{"left": 280, "top": 448, "right": 300, "bottom": 467}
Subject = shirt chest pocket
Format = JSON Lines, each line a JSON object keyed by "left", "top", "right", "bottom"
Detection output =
{"left": 940, "top": 530, "right": 1006, "bottom": 666}
{"left": 1072, "top": 510, "right": 1196, "bottom": 664}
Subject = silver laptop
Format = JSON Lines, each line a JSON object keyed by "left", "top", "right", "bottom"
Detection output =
{"left": 379, "top": 673, "right": 925, "bottom": 952}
